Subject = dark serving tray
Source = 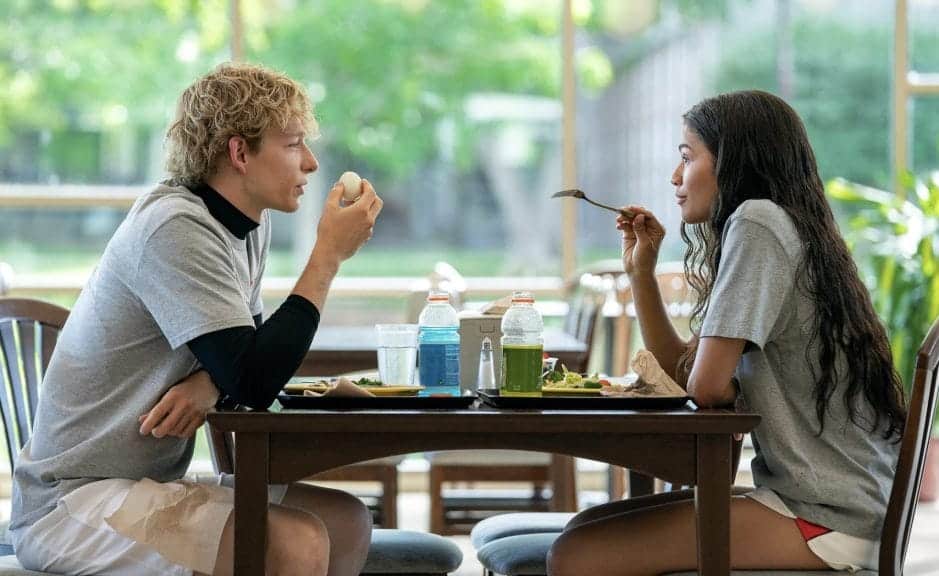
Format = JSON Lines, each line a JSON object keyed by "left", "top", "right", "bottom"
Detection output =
{"left": 277, "top": 393, "right": 477, "bottom": 410}
{"left": 477, "top": 389, "right": 690, "bottom": 410}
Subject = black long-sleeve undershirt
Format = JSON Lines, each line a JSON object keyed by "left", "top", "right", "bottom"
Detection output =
{"left": 187, "top": 294, "right": 319, "bottom": 410}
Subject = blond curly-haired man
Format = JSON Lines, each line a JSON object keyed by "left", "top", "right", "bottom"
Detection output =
{"left": 11, "top": 62, "right": 382, "bottom": 576}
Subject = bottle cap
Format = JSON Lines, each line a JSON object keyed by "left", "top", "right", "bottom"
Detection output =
{"left": 510, "top": 291, "right": 534, "bottom": 304}
{"left": 426, "top": 290, "right": 450, "bottom": 302}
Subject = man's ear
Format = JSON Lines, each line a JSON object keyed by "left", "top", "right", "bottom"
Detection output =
{"left": 227, "top": 135, "right": 249, "bottom": 175}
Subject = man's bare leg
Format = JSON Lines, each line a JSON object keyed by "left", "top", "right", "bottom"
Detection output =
{"left": 279, "top": 483, "right": 372, "bottom": 576}
{"left": 210, "top": 504, "right": 330, "bottom": 576}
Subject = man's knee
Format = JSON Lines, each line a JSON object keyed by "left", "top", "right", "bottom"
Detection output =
{"left": 269, "top": 507, "right": 330, "bottom": 575}
{"left": 286, "top": 483, "right": 372, "bottom": 540}
{"left": 333, "top": 489, "right": 372, "bottom": 537}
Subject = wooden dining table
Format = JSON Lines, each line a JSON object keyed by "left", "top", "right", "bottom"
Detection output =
{"left": 300, "top": 325, "right": 588, "bottom": 375}
{"left": 207, "top": 401, "right": 759, "bottom": 576}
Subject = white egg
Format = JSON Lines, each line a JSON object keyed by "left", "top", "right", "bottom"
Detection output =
{"left": 339, "top": 171, "right": 362, "bottom": 202}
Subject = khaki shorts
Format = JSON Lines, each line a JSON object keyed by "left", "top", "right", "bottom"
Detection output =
{"left": 12, "top": 474, "right": 288, "bottom": 576}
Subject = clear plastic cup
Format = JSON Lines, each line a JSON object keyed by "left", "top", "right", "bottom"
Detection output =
{"left": 375, "top": 324, "right": 419, "bottom": 386}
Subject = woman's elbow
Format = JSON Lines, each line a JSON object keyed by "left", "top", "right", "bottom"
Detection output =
{"left": 687, "top": 381, "right": 736, "bottom": 408}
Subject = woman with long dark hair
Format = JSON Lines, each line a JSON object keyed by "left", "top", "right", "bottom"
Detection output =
{"left": 547, "top": 91, "right": 906, "bottom": 575}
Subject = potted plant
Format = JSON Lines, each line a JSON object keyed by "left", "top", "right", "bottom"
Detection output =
{"left": 827, "top": 174, "right": 939, "bottom": 500}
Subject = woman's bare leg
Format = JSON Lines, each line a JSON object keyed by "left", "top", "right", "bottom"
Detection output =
{"left": 565, "top": 486, "right": 752, "bottom": 530}
{"left": 549, "top": 495, "right": 830, "bottom": 576}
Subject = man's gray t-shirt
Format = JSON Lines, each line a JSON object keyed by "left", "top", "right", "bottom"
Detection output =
{"left": 700, "top": 199, "right": 898, "bottom": 540}
{"left": 10, "top": 183, "right": 270, "bottom": 531}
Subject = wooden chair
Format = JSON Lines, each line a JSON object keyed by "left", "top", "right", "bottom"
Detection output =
{"left": 0, "top": 298, "right": 68, "bottom": 572}
{"left": 425, "top": 273, "right": 608, "bottom": 535}
{"left": 0, "top": 298, "right": 69, "bottom": 469}
{"left": 877, "top": 313, "right": 939, "bottom": 575}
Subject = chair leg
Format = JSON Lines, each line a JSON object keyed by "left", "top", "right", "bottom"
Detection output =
{"left": 608, "top": 465, "right": 625, "bottom": 501}
{"left": 430, "top": 465, "right": 446, "bottom": 534}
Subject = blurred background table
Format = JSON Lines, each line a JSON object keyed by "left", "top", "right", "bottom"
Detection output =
{"left": 301, "top": 325, "right": 587, "bottom": 376}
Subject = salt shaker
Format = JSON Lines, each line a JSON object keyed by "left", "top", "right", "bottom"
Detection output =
{"left": 476, "top": 336, "right": 496, "bottom": 392}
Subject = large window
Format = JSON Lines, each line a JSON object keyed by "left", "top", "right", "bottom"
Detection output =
{"left": 1, "top": 1, "right": 565, "bottom": 320}
{"left": 2, "top": 0, "right": 938, "bottom": 323}
{"left": 573, "top": 0, "right": 929, "bottom": 267}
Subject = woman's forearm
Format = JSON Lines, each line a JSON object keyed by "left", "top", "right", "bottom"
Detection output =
{"left": 629, "top": 272, "right": 690, "bottom": 380}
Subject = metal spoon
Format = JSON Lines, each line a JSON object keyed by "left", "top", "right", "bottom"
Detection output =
{"left": 551, "top": 189, "right": 635, "bottom": 218}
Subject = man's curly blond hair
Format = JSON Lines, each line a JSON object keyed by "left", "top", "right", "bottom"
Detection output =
{"left": 165, "top": 62, "right": 317, "bottom": 186}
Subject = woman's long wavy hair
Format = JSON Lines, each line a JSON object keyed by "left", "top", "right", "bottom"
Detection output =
{"left": 678, "top": 90, "right": 905, "bottom": 439}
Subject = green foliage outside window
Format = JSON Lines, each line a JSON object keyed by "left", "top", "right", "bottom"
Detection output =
{"left": 0, "top": 0, "right": 560, "bottom": 182}
{"left": 715, "top": 17, "right": 939, "bottom": 190}
{"left": 827, "top": 175, "right": 939, "bottom": 433}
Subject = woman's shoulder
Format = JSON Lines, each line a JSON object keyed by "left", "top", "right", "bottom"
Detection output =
{"left": 727, "top": 199, "right": 801, "bottom": 258}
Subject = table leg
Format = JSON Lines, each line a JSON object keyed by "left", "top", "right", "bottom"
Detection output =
{"left": 234, "top": 432, "right": 270, "bottom": 575}
{"left": 695, "top": 434, "right": 732, "bottom": 576}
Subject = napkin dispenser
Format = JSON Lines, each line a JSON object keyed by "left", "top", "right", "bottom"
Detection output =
{"left": 459, "top": 312, "right": 502, "bottom": 394}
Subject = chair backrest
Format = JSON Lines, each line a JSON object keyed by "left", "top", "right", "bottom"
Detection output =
{"left": 405, "top": 261, "right": 467, "bottom": 322}
{"left": 0, "top": 298, "right": 69, "bottom": 470}
{"left": 880, "top": 315, "right": 939, "bottom": 575}
{"left": 561, "top": 272, "right": 609, "bottom": 372}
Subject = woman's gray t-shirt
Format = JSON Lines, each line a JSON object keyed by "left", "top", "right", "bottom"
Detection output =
{"left": 700, "top": 199, "right": 898, "bottom": 540}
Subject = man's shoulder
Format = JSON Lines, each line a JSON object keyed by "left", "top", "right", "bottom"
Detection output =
{"left": 131, "top": 183, "right": 225, "bottom": 244}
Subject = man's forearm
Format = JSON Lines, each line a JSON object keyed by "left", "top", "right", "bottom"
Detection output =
{"left": 292, "top": 246, "right": 340, "bottom": 311}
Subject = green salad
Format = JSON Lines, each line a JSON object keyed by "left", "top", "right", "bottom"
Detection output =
{"left": 542, "top": 366, "right": 607, "bottom": 389}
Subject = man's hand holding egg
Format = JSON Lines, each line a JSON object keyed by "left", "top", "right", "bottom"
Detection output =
{"left": 339, "top": 171, "right": 363, "bottom": 203}
{"left": 316, "top": 170, "right": 383, "bottom": 263}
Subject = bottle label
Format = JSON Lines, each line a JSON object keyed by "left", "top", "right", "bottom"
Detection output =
{"left": 419, "top": 342, "right": 460, "bottom": 392}
{"left": 500, "top": 344, "right": 543, "bottom": 397}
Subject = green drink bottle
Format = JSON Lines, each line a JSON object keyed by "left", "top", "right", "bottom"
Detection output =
{"left": 500, "top": 291, "right": 544, "bottom": 397}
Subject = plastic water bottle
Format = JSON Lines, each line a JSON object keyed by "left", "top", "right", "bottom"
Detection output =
{"left": 418, "top": 291, "right": 461, "bottom": 396}
{"left": 500, "top": 291, "right": 544, "bottom": 397}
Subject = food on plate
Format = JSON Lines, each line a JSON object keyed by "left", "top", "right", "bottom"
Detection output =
{"left": 354, "top": 377, "right": 383, "bottom": 387}
{"left": 542, "top": 365, "right": 609, "bottom": 390}
{"left": 283, "top": 376, "right": 384, "bottom": 394}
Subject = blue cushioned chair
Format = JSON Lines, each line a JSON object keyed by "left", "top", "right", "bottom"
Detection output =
{"left": 470, "top": 512, "right": 574, "bottom": 550}
{"left": 362, "top": 529, "right": 463, "bottom": 575}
